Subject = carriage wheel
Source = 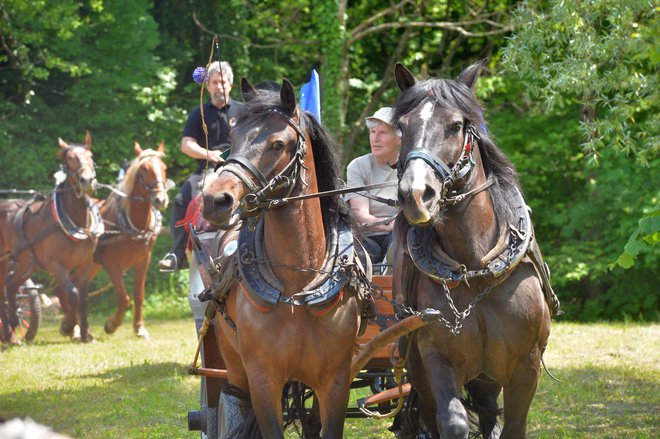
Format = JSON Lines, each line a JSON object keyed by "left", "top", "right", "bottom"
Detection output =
{"left": 15, "top": 282, "right": 42, "bottom": 342}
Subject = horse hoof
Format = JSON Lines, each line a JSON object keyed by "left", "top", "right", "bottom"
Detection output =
{"left": 135, "top": 326, "right": 150, "bottom": 339}
{"left": 81, "top": 333, "right": 95, "bottom": 343}
{"left": 60, "top": 322, "right": 75, "bottom": 337}
{"left": 104, "top": 320, "right": 118, "bottom": 334}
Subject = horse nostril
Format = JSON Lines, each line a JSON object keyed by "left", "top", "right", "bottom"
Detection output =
{"left": 203, "top": 193, "right": 233, "bottom": 212}
{"left": 422, "top": 185, "right": 436, "bottom": 204}
{"left": 213, "top": 193, "right": 233, "bottom": 210}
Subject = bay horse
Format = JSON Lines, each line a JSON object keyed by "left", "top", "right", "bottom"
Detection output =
{"left": 77, "top": 141, "right": 169, "bottom": 339}
{"left": 201, "top": 79, "right": 368, "bottom": 438}
{"left": 0, "top": 132, "right": 102, "bottom": 343}
{"left": 392, "top": 61, "right": 560, "bottom": 438}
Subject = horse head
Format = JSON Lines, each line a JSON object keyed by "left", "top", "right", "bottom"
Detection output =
{"left": 131, "top": 141, "right": 170, "bottom": 210}
{"left": 57, "top": 131, "right": 97, "bottom": 198}
{"left": 393, "top": 61, "right": 489, "bottom": 226}
{"left": 203, "top": 78, "right": 308, "bottom": 227}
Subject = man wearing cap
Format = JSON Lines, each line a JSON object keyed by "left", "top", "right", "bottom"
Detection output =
{"left": 345, "top": 107, "right": 401, "bottom": 265}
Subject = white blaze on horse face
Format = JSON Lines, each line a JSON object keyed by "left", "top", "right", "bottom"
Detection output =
{"left": 415, "top": 101, "right": 435, "bottom": 151}
{"left": 410, "top": 160, "right": 430, "bottom": 194}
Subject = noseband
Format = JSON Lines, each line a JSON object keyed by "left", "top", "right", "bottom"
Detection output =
{"left": 397, "top": 123, "right": 484, "bottom": 205}
{"left": 219, "top": 108, "right": 308, "bottom": 217}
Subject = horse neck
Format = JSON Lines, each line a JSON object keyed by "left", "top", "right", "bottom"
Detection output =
{"left": 61, "top": 180, "right": 90, "bottom": 228}
{"left": 263, "top": 153, "right": 327, "bottom": 293}
{"left": 435, "top": 153, "right": 499, "bottom": 268}
{"left": 126, "top": 180, "right": 151, "bottom": 230}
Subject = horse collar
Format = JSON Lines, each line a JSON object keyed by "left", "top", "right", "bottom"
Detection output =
{"left": 236, "top": 218, "right": 354, "bottom": 312}
{"left": 407, "top": 187, "right": 532, "bottom": 287}
{"left": 115, "top": 202, "right": 162, "bottom": 241}
{"left": 52, "top": 184, "right": 104, "bottom": 241}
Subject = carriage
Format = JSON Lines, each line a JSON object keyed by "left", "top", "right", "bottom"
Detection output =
{"left": 179, "top": 60, "right": 559, "bottom": 438}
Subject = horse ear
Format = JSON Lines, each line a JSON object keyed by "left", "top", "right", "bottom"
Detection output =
{"left": 280, "top": 79, "right": 297, "bottom": 115}
{"left": 85, "top": 130, "right": 92, "bottom": 150}
{"left": 134, "top": 141, "right": 143, "bottom": 156}
{"left": 58, "top": 137, "right": 68, "bottom": 149}
{"left": 241, "top": 77, "right": 258, "bottom": 102}
{"left": 456, "top": 59, "right": 487, "bottom": 91}
{"left": 157, "top": 141, "right": 165, "bottom": 153}
{"left": 395, "top": 63, "right": 417, "bottom": 91}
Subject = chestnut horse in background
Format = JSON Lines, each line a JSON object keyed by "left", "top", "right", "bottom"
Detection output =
{"left": 77, "top": 142, "right": 169, "bottom": 339}
{"left": 392, "top": 61, "right": 559, "bottom": 438}
{"left": 0, "top": 132, "right": 101, "bottom": 343}
{"left": 202, "top": 79, "right": 364, "bottom": 438}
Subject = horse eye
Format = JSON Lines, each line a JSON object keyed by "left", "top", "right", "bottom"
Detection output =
{"left": 447, "top": 122, "right": 462, "bottom": 136}
{"left": 272, "top": 141, "right": 285, "bottom": 151}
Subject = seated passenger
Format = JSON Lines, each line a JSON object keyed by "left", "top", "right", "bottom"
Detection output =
{"left": 345, "top": 107, "right": 401, "bottom": 264}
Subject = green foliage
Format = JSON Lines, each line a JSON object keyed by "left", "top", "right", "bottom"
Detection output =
{"left": 503, "top": 0, "right": 659, "bottom": 165}
{"left": 487, "top": 74, "right": 659, "bottom": 321}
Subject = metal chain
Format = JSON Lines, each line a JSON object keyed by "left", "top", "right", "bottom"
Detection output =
{"left": 239, "top": 246, "right": 347, "bottom": 282}
{"left": 368, "top": 276, "right": 493, "bottom": 336}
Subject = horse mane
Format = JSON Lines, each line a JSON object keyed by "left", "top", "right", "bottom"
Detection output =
{"left": 114, "top": 149, "right": 164, "bottom": 211}
{"left": 236, "top": 91, "right": 352, "bottom": 234}
{"left": 394, "top": 77, "right": 523, "bottom": 226}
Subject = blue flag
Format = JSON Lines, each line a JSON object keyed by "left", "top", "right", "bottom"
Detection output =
{"left": 300, "top": 69, "right": 321, "bottom": 123}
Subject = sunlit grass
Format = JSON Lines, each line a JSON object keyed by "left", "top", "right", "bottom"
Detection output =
{"left": 1, "top": 314, "right": 658, "bottom": 438}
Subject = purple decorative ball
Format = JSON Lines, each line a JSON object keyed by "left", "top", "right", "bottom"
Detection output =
{"left": 192, "top": 67, "right": 206, "bottom": 84}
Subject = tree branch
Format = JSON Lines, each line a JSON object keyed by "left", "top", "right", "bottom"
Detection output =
{"left": 350, "top": 0, "right": 413, "bottom": 36}
{"left": 349, "top": 20, "right": 514, "bottom": 45}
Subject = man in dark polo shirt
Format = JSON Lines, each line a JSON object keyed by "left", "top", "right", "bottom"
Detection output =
{"left": 158, "top": 61, "right": 243, "bottom": 272}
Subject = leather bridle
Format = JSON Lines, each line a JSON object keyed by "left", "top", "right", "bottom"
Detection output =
{"left": 217, "top": 108, "right": 308, "bottom": 218}
{"left": 397, "top": 121, "right": 491, "bottom": 206}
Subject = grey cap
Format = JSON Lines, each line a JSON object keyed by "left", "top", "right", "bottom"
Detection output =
{"left": 365, "top": 107, "right": 395, "bottom": 129}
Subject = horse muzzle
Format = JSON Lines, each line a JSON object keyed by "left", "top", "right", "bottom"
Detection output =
{"left": 151, "top": 193, "right": 169, "bottom": 211}
{"left": 397, "top": 168, "right": 445, "bottom": 226}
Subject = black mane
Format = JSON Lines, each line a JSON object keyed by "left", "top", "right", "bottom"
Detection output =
{"left": 394, "top": 77, "right": 523, "bottom": 225}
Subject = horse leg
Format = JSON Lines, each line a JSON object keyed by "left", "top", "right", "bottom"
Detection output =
{"left": 104, "top": 265, "right": 130, "bottom": 335}
{"left": 244, "top": 367, "right": 285, "bottom": 438}
{"left": 500, "top": 354, "right": 542, "bottom": 438}
{"left": 131, "top": 257, "right": 149, "bottom": 338}
{"left": 405, "top": 337, "right": 439, "bottom": 435}
{"left": 421, "top": 348, "right": 469, "bottom": 439}
{"left": 50, "top": 265, "right": 80, "bottom": 338}
{"left": 314, "top": 371, "right": 352, "bottom": 438}
{"left": 5, "top": 267, "right": 30, "bottom": 344}
{"left": 73, "top": 266, "right": 95, "bottom": 343}
{"left": 0, "top": 258, "right": 17, "bottom": 343}
{"left": 464, "top": 375, "right": 503, "bottom": 439}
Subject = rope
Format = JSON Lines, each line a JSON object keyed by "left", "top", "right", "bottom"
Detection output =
{"left": 189, "top": 316, "right": 212, "bottom": 374}
{"left": 358, "top": 357, "right": 407, "bottom": 419}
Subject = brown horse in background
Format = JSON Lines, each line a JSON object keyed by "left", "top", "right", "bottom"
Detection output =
{"left": 76, "top": 142, "right": 169, "bottom": 339}
{"left": 392, "top": 61, "right": 558, "bottom": 438}
{"left": 0, "top": 132, "right": 101, "bottom": 343}
{"left": 201, "top": 79, "right": 364, "bottom": 438}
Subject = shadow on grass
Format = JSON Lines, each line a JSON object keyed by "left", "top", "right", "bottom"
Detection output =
{"left": 1, "top": 361, "right": 198, "bottom": 438}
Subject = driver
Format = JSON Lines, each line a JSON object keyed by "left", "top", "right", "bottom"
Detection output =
{"left": 158, "top": 61, "right": 243, "bottom": 272}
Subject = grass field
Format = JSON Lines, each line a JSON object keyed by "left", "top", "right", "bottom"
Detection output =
{"left": 1, "top": 310, "right": 658, "bottom": 438}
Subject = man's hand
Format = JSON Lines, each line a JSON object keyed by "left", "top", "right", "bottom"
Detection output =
{"left": 207, "top": 149, "right": 224, "bottom": 164}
